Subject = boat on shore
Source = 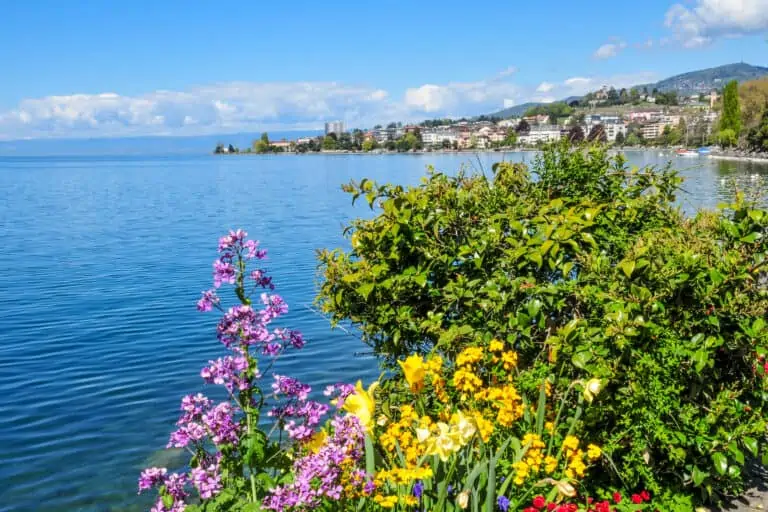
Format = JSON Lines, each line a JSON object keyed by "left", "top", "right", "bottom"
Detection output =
{"left": 676, "top": 149, "right": 699, "bottom": 157}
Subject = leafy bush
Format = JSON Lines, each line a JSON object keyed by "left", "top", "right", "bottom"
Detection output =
{"left": 318, "top": 143, "right": 768, "bottom": 502}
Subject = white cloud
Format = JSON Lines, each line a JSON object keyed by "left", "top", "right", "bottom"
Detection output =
{"left": 0, "top": 69, "right": 663, "bottom": 139}
{"left": 536, "top": 82, "right": 555, "bottom": 93}
{"left": 665, "top": 0, "right": 768, "bottom": 47}
{"left": 593, "top": 41, "right": 627, "bottom": 59}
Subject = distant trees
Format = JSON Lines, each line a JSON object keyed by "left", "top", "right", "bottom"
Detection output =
{"left": 516, "top": 119, "right": 531, "bottom": 134}
{"left": 504, "top": 128, "right": 518, "bottom": 146}
{"left": 654, "top": 91, "right": 679, "bottom": 106}
{"left": 746, "top": 107, "right": 768, "bottom": 151}
{"left": 567, "top": 125, "right": 585, "bottom": 143}
{"left": 587, "top": 124, "right": 607, "bottom": 143}
{"left": 719, "top": 80, "right": 742, "bottom": 147}
{"left": 253, "top": 133, "right": 270, "bottom": 153}
{"left": 614, "top": 131, "right": 625, "bottom": 145}
{"left": 322, "top": 136, "right": 338, "bottom": 151}
{"left": 523, "top": 102, "right": 574, "bottom": 123}
{"left": 362, "top": 139, "right": 377, "bottom": 152}
{"left": 441, "top": 138, "right": 452, "bottom": 149}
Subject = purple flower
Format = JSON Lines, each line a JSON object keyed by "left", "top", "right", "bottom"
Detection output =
{"left": 213, "top": 260, "right": 236, "bottom": 288}
{"left": 243, "top": 239, "right": 267, "bottom": 260}
{"left": 200, "top": 355, "right": 251, "bottom": 392}
{"left": 272, "top": 375, "right": 311, "bottom": 400}
{"left": 497, "top": 495, "right": 510, "bottom": 512}
{"left": 250, "top": 269, "right": 274, "bottom": 289}
{"left": 190, "top": 459, "right": 222, "bottom": 499}
{"left": 138, "top": 467, "right": 167, "bottom": 493}
{"left": 413, "top": 481, "right": 424, "bottom": 499}
{"left": 218, "top": 229, "right": 247, "bottom": 252}
{"left": 196, "top": 289, "right": 220, "bottom": 312}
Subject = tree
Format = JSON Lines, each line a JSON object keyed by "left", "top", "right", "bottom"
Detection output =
{"left": 260, "top": 133, "right": 270, "bottom": 145}
{"left": 352, "top": 129, "right": 365, "bottom": 149}
{"left": 662, "top": 125, "right": 682, "bottom": 146}
{"left": 441, "top": 138, "right": 452, "bottom": 149}
{"left": 746, "top": 106, "right": 768, "bottom": 151}
{"left": 625, "top": 132, "right": 642, "bottom": 146}
{"left": 228, "top": 144, "right": 238, "bottom": 154}
{"left": 362, "top": 139, "right": 376, "bottom": 152}
{"left": 214, "top": 143, "right": 225, "bottom": 154}
{"left": 451, "top": 140, "right": 458, "bottom": 150}
{"left": 614, "top": 131, "right": 625, "bottom": 146}
{"left": 322, "top": 136, "right": 337, "bottom": 151}
{"left": 516, "top": 119, "right": 531, "bottom": 134}
{"left": 587, "top": 124, "right": 607, "bottom": 143}
{"left": 384, "top": 140, "right": 396, "bottom": 151}
{"left": 568, "top": 125, "right": 585, "bottom": 143}
{"left": 504, "top": 128, "right": 518, "bottom": 146}
{"left": 720, "top": 80, "right": 743, "bottom": 136}
{"left": 717, "top": 128, "right": 737, "bottom": 147}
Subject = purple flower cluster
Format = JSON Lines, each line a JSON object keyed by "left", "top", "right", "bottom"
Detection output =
{"left": 262, "top": 415, "right": 368, "bottom": 511}
{"left": 269, "top": 375, "right": 329, "bottom": 441}
{"left": 140, "top": 231, "right": 315, "bottom": 511}
{"left": 139, "top": 468, "right": 188, "bottom": 512}
{"left": 168, "top": 394, "right": 240, "bottom": 449}
{"left": 200, "top": 354, "right": 252, "bottom": 392}
{"left": 189, "top": 455, "right": 223, "bottom": 499}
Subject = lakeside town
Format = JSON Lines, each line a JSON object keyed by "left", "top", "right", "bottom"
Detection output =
{"left": 214, "top": 76, "right": 768, "bottom": 158}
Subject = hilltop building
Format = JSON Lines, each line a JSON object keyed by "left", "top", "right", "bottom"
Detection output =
{"left": 324, "top": 121, "right": 345, "bottom": 135}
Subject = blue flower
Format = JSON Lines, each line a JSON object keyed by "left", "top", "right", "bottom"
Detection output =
{"left": 497, "top": 495, "right": 510, "bottom": 512}
{"left": 413, "top": 481, "right": 424, "bottom": 499}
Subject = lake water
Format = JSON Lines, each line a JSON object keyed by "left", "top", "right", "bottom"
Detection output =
{"left": 0, "top": 151, "right": 766, "bottom": 511}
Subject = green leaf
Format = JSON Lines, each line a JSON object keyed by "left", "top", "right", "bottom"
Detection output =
{"left": 618, "top": 260, "right": 636, "bottom": 278}
{"left": 364, "top": 434, "right": 375, "bottom": 476}
{"left": 692, "top": 466, "right": 709, "bottom": 486}
{"left": 728, "top": 442, "right": 745, "bottom": 465}
{"left": 743, "top": 437, "right": 758, "bottom": 456}
{"left": 572, "top": 351, "right": 592, "bottom": 369}
{"left": 529, "top": 251, "right": 543, "bottom": 269}
{"left": 712, "top": 452, "right": 728, "bottom": 475}
{"left": 357, "top": 282, "right": 374, "bottom": 300}
{"left": 708, "top": 269, "right": 724, "bottom": 286}
{"left": 692, "top": 351, "right": 708, "bottom": 373}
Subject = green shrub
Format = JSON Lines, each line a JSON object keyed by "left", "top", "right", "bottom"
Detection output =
{"left": 318, "top": 142, "right": 768, "bottom": 503}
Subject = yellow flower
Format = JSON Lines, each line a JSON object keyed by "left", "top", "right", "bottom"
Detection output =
{"left": 398, "top": 355, "right": 426, "bottom": 393}
{"left": 305, "top": 431, "right": 327, "bottom": 453}
{"left": 583, "top": 378, "right": 603, "bottom": 403}
{"left": 453, "top": 368, "right": 482, "bottom": 393}
{"left": 501, "top": 351, "right": 518, "bottom": 370}
{"left": 472, "top": 412, "right": 494, "bottom": 442}
{"left": 401, "top": 495, "right": 418, "bottom": 506}
{"left": 343, "top": 380, "right": 378, "bottom": 431}
{"left": 424, "top": 422, "right": 461, "bottom": 461}
{"left": 456, "top": 490, "right": 470, "bottom": 509}
{"left": 374, "top": 494, "right": 398, "bottom": 508}
{"left": 426, "top": 354, "right": 444, "bottom": 375}
{"left": 544, "top": 455, "right": 558, "bottom": 473}
{"left": 587, "top": 444, "right": 602, "bottom": 460}
{"left": 544, "top": 421, "right": 555, "bottom": 433}
{"left": 450, "top": 410, "right": 477, "bottom": 444}
{"left": 456, "top": 346, "right": 484, "bottom": 367}
{"left": 562, "top": 435, "right": 579, "bottom": 454}
{"left": 489, "top": 339, "right": 505, "bottom": 352}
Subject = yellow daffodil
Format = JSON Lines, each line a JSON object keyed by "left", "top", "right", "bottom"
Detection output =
{"left": 416, "top": 426, "right": 431, "bottom": 444}
{"left": 305, "top": 431, "right": 327, "bottom": 453}
{"left": 425, "top": 422, "right": 460, "bottom": 461}
{"left": 450, "top": 410, "right": 477, "bottom": 444}
{"left": 583, "top": 378, "right": 603, "bottom": 403}
{"left": 398, "top": 354, "right": 426, "bottom": 392}
{"left": 343, "top": 380, "right": 378, "bottom": 431}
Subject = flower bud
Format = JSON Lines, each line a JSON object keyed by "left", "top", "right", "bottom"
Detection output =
{"left": 556, "top": 480, "right": 577, "bottom": 497}
{"left": 456, "top": 490, "right": 470, "bottom": 509}
{"left": 583, "top": 378, "right": 603, "bottom": 403}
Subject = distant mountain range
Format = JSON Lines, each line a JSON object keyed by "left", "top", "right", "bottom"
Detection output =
{"left": 487, "top": 62, "right": 768, "bottom": 119}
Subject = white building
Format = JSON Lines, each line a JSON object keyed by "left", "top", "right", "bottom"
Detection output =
{"left": 324, "top": 121, "right": 345, "bottom": 135}
{"left": 604, "top": 122, "right": 627, "bottom": 142}
{"left": 519, "top": 125, "right": 561, "bottom": 145}
{"left": 422, "top": 129, "right": 457, "bottom": 147}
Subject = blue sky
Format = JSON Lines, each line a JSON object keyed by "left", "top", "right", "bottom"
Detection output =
{"left": 1, "top": 0, "right": 767, "bottom": 139}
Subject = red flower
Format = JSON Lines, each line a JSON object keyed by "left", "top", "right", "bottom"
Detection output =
{"left": 595, "top": 500, "right": 611, "bottom": 512}
{"left": 641, "top": 490, "right": 651, "bottom": 501}
{"left": 547, "top": 504, "right": 557, "bottom": 511}
{"left": 523, "top": 508, "right": 537, "bottom": 512}
{"left": 587, "top": 497, "right": 594, "bottom": 504}
{"left": 632, "top": 494, "right": 643, "bottom": 504}
{"left": 612, "top": 492, "right": 622, "bottom": 503}
{"left": 532, "top": 496, "right": 547, "bottom": 509}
